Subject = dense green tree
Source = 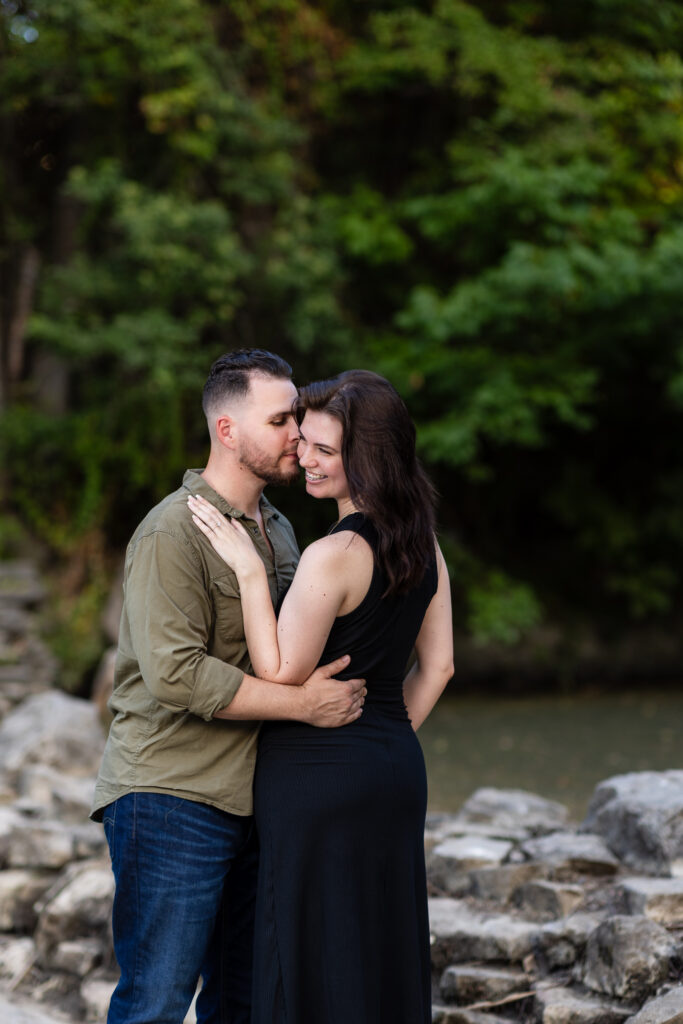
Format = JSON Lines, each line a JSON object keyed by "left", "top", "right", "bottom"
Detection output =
{"left": 2, "top": 0, "right": 683, "bottom": 681}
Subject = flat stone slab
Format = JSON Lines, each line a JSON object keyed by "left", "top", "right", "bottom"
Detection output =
{"left": 432, "top": 1007, "right": 515, "bottom": 1024}
{"left": 0, "top": 991, "right": 72, "bottom": 1023}
{"left": 429, "top": 897, "right": 541, "bottom": 969}
{"left": 625, "top": 985, "right": 683, "bottom": 1024}
{"left": 521, "top": 832, "right": 620, "bottom": 876}
{"left": 468, "top": 862, "right": 549, "bottom": 902}
{"left": 426, "top": 816, "right": 531, "bottom": 845}
{"left": 429, "top": 837, "right": 514, "bottom": 894}
{"left": 534, "top": 984, "right": 633, "bottom": 1024}
{"left": 620, "top": 877, "right": 683, "bottom": 927}
{"left": 582, "top": 772, "right": 683, "bottom": 877}
{"left": 583, "top": 915, "right": 677, "bottom": 1003}
{"left": 454, "top": 788, "right": 569, "bottom": 835}
{"left": 440, "top": 963, "right": 529, "bottom": 1004}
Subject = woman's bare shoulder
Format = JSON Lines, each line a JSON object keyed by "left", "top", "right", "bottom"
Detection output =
{"left": 300, "top": 529, "right": 373, "bottom": 570}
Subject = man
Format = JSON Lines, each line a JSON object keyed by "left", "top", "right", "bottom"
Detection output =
{"left": 92, "top": 349, "right": 365, "bottom": 1024}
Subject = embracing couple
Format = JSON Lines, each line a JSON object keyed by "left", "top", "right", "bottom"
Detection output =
{"left": 92, "top": 349, "right": 454, "bottom": 1024}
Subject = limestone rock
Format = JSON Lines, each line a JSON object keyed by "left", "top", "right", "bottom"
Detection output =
{"left": 455, "top": 788, "right": 569, "bottom": 836}
{"left": 536, "top": 913, "right": 607, "bottom": 971}
{"left": 0, "top": 992, "right": 70, "bottom": 1024}
{"left": 34, "top": 860, "right": 114, "bottom": 967}
{"left": 91, "top": 646, "right": 117, "bottom": 724}
{"left": 17, "top": 765, "right": 97, "bottom": 822}
{"left": 624, "top": 986, "right": 683, "bottom": 1024}
{"left": 521, "top": 833, "right": 620, "bottom": 877}
{"left": 469, "top": 862, "right": 549, "bottom": 903}
{"left": 432, "top": 1007, "right": 515, "bottom": 1024}
{"left": 513, "top": 880, "right": 584, "bottom": 921}
{"left": 440, "top": 963, "right": 529, "bottom": 1003}
{"left": 429, "top": 897, "right": 541, "bottom": 970}
{"left": 0, "top": 869, "right": 56, "bottom": 931}
{"left": 0, "top": 935, "right": 36, "bottom": 986}
{"left": 534, "top": 984, "right": 633, "bottom": 1024}
{"left": 80, "top": 975, "right": 116, "bottom": 1023}
{"left": 51, "top": 937, "right": 102, "bottom": 976}
{"left": 429, "top": 836, "right": 513, "bottom": 894}
{"left": 426, "top": 815, "right": 531, "bottom": 845}
{"left": 0, "top": 805, "right": 28, "bottom": 866}
{"left": 0, "top": 690, "right": 105, "bottom": 781}
{"left": 582, "top": 772, "right": 683, "bottom": 877}
{"left": 619, "top": 877, "right": 683, "bottom": 928}
{"left": 582, "top": 915, "right": 677, "bottom": 1002}
{"left": 7, "top": 821, "right": 75, "bottom": 870}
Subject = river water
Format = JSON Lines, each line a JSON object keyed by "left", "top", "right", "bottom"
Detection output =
{"left": 420, "top": 688, "right": 683, "bottom": 822}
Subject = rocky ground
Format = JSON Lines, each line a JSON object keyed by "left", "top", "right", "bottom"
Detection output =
{"left": 1, "top": 559, "right": 682, "bottom": 1024}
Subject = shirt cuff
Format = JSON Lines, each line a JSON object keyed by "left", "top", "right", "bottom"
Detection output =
{"left": 189, "top": 657, "right": 246, "bottom": 720}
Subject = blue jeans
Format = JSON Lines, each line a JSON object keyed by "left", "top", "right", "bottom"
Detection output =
{"left": 103, "top": 792, "right": 257, "bottom": 1024}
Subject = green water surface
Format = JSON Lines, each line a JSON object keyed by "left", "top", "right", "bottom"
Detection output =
{"left": 420, "top": 688, "right": 683, "bottom": 821}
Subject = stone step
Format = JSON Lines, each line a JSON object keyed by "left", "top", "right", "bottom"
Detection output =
{"left": 619, "top": 877, "right": 683, "bottom": 928}
{"left": 429, "top": 897, "right": 541, "bottom": 970}
{"left": 440, "top": 963, "right": 530, "bottom": 1004}
{"left": 534, "top": 984, "right": 634, "bottom": 1024}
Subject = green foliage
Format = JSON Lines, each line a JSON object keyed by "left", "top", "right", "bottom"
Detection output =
{"left": 4, "top": 0, "right": 683, "bottom": 673}
{"left": 468, "top": 571, "right": 542, "bottom": 646}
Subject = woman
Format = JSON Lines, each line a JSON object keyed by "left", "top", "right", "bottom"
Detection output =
{"left": 188, "top": 369, "right": 453, "bottom": 1024}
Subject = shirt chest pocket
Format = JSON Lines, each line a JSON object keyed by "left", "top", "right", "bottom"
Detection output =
{"left": 211, "top": 575, "right": 244, "bottom": 643}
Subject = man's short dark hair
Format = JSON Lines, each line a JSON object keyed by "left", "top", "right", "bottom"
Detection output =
{"left": 202, "top": 349, "right": 293, "bottom": 417}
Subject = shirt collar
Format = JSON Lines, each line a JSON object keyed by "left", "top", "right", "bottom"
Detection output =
{"left": 182, "top": 469, "right": 280, "bottom": 523}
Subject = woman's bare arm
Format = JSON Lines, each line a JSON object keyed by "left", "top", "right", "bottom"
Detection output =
{"left": 188, "top": 494, "right": 364, "bottom": 683}
{"left": 402, "top": 544, "right": 454, "bottom": 730}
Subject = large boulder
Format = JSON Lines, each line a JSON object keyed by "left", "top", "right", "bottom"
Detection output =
{"left": 582, "top": 772, "right": 683, "bottom": 876}
{"left": 582, "top": 915, "right": 678, "bottom": 1003}
{"left": 0, "top": 690, "right": 105, "bottom": 783}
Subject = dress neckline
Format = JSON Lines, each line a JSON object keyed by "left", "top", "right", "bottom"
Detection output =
{"left": 327, "top": 511, "right": 364, "bottom": 535}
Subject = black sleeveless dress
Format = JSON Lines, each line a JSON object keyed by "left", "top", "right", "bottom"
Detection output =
{"left": 252, "top": 513, "right": 438, "bottom": 1024}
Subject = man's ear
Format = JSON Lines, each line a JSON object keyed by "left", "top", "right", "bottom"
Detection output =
{"left": 215, "top": 414, "right": 237, "bottom": 450}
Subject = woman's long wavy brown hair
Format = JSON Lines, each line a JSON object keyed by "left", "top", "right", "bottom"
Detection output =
{"left": 295, "top": 370, "right": 437, "bottom": 596}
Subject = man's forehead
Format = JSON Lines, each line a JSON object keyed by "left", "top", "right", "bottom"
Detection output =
{"left": 244, "top": 374, "right": 297, "bottom": 415}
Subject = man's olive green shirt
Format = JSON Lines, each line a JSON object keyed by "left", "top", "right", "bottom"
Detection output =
{"left": 91, "top": 469, "right": 299, "bottom": 820}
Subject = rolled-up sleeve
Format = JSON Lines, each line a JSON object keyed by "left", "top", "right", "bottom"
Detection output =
{"left": 126, "top": 530, "right": 244, "bottom": 720}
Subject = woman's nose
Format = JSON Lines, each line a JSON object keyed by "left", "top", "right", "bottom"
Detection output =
{"left": 297, "top": 442, "right": 310, "bottom": 465}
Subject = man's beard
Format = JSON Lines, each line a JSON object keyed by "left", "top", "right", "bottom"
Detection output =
{"left": 238, "top": 439, "right": 299, "bottom": 487}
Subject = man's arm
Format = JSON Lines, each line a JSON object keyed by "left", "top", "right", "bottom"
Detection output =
{"left": 214, "top": 654, "right": 365, "bottom": 728}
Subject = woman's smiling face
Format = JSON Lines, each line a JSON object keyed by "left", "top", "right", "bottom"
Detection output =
{"left": 297, "top": 410, "right": 350, "bottom": 502}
